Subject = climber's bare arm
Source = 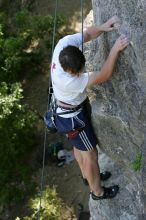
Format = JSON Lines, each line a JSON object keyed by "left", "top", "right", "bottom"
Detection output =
{"left": 84, "top": 16, "right": 120, "bottom": 42}
{"left": 87, "top": 35, "right": 129, "bottom": 87}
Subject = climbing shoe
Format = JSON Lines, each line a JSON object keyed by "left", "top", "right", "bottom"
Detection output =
{"left": 91, "top": 185, "right": 119, "bottom": 200}
{"left": 82, "top": 171, "right": 112, "bottom": 186}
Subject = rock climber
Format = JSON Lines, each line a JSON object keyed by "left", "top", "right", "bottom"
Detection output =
{"left": 51, "top": 15, "right": 129, "bottom": 200}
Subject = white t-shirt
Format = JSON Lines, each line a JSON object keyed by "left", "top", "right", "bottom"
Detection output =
{"left": 51, "top": 33, "right": 89, "bottom": 117}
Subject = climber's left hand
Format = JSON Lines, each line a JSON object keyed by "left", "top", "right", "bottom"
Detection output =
{"left": 101, "top": 16, "right": 120, "bottom": 32}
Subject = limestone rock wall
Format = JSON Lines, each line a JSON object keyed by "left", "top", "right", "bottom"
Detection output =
{"left": 85, "top": 1, "right": 146, "bottom": 219}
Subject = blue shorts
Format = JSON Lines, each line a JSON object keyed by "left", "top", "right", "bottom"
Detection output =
{"left": 56, "top": 100, "right": 98, "bottom": 151}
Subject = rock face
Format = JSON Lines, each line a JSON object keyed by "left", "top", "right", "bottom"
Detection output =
{"left": 85, "top": 1, "right": 146, "bottom": 220}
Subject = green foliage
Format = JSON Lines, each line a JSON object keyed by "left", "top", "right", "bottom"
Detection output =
{"left": 16, "top": 187, "right": 63, "bottom": 220}
{"left": 132, "top": 154, "right": 142, "bottom": 171}
{"left": 0, "top": 82, "right": 37, "bottom": 205}
{"left": 0, "top": 12, "right": 7, "bottom": 35}
{"left": 0, "top": 10, "right": 66, "bottom": 82}
{"left": 0, "top": 8, "right": 67, "bottom": 208}
{"left": 0, "top": 82, "right": 23, "bottom": 118}
{"left": 14, "top": 10, "right": 30, "bottom": 28}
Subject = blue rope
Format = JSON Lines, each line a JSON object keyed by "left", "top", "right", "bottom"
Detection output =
{"left": 37, "top": 1, "right": 58, "bottom": 219}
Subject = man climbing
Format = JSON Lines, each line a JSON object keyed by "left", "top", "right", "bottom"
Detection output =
{"left": 51, "top": 16, "right": 129, "bottom": 200}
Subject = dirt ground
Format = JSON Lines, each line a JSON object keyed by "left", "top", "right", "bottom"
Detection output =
{"left": 23, "top": 1, "right": 92, "bottom": 219}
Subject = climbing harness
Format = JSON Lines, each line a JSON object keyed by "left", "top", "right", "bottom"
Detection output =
{"left": 44, "top": 99, "right": 83, "bottom": 133}
{"left": 38, "top": 0, "right": 84, "bottom": 219}
{"left": 44, "top": 0, "right": 84, "bottom": 133}
{"left": 43, "top": 0, "right": 85, "bottom": 133}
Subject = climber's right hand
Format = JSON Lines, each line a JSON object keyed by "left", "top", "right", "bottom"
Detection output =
{"left": 112, "top": 34, "right": 129, "bottom": 52}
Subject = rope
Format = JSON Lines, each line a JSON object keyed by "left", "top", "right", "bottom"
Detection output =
{"left": 37, "top": 1, "right": 58, "bottom": 219}
{"left": 81, "top": 0, "right": 84, "bottom": 52}
{"left": 37, "top": 0, "right": 84, "bottom": 218}
{"left": 48, "top": 0, "right": 58, "bottom": 105}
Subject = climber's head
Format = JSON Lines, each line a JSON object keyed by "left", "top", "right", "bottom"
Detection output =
{"left": 59, "top": 45, "right": 85, "bottom": 76}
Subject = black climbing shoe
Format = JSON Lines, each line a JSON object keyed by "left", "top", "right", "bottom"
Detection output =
{"left": 100, "top": 171, "right": 112, "bottom": 181}
{"left": 91, "top": 185, "right": 119, "bottom": 200}
{"left": 82, "top": 171, "right": 112, "bottom": 186}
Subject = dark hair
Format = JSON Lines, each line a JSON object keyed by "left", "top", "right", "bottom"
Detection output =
{"left": 59, "top": 45, "right": 85, "bottom": 75}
